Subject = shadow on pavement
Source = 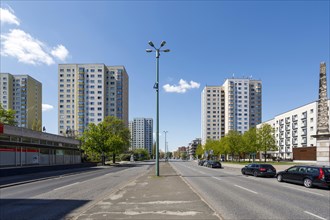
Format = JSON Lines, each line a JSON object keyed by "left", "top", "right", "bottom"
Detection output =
{"left": 0, "top": 198, "right": 89, "bottom": 220}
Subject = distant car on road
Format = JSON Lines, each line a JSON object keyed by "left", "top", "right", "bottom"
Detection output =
{"left": 207, "top": 161, "right": 222, "bottom": 168}
{"left": 276, "top": 165, "right": 330, "bottom": 189}
{"left": 204, "top": 160, "right": 222, "bottom": 168}
{"left": 241, "top": 163, "right": 276, "bottom": 177}
{"left": 198, "top": 160, "right": 206, "bottom": 166}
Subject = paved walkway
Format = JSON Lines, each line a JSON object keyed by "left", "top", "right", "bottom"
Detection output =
{"left": 75, "top": 162, "right": 220, "bottom": 220}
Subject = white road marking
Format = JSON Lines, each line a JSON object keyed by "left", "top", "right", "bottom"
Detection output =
{"left": 304, "top": 211, "right": 328, "bottom": 220}
{"left": 53, "top": 182, "right": 80, "bottom": 191}
{"left": 212, "top": 177, "right": 221, "bottom": 181}
{"left": 280, "top": 184, "right": 324, "bottom": 197}
{"left": 234, "top": 184, "right": 258, "bottom": 194}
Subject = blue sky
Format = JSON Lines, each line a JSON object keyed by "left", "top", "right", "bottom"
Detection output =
{"left": 1, "top": 1, "right": 329, "bottom": 152}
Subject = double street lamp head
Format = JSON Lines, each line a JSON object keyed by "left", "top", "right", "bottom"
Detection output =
{"left": 147, "top": 41, "right": 170, "bottom": 51}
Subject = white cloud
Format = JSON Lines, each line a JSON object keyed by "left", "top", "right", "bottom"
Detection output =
{"left": 0, "top": 8, "right": 20, "bottom": 26}
{"left": 51, "top": 44, "right": 69, "bottom": 61}
{"left": 42, "top": 104, "right": 54, "bottom": 112}
{"left": 0, "top": 7, "right": 70, "bottom": 65}
{"left": 163, "top": 79, "right": 200, "bottom": 93}
{"left": 1, "top": 29, "right": 55, "bottom": 65}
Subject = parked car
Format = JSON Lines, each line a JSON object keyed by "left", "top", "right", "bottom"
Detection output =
{"left": 276, "top": 165, "right": 330, "bottom": 189}
{"left": 198, "top": 159, "right": 206, "bottom": 166}
{"left": 202, "top": 160, "right": 209, "bottom": 167}
{"left": 203, "top": 160, "right": 222, "bottom": 168}
{"left": 241, "top": 163, "right": 276, "bottom": 177}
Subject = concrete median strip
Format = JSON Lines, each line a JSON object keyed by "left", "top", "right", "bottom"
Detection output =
{"left": 75, "top": 162, "right": 221, "bottom": 220}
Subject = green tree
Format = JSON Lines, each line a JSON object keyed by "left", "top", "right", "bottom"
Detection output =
{"left": 225, "top": 130, "right": 243, "bottom": 161}
{"left": 0, "top": 104, "right": 16, "bottom": 126}
{"left": 204, "top": 139, "right": 221, "bottom": 160}
{"left": 195, "top": 144, "right": 204, "bottom": 159}
{"left": 80, "top": 116, "right": 130, "bottom": 165}
{"left": 180, "top": 151, "right": 187, "bottom": 160}
{"left": 257, "top": 124, "right": 277, "bottom": 162}
{"left": 242, "top": 127, "right": 258, "bottom": 162}
{"left": 133, "top": 148, "right": 150, "bottom": 161}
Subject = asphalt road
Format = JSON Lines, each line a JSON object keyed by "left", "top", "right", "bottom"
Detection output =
{"left": 0, "top": 162, "right": 153, "bottom": 220}
{"left": 170, "top": 160, "right": 330, "bottom": 220}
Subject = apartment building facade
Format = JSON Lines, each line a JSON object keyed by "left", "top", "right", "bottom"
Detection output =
{"left": 129, "top": 118, "right": 153, "bottom": 154}
{"left": 258, "top": 100, "right": 330, "bottom": 160}
{"left": 0, "top": 73, "right": 42, "bottom": 130}
{"left": 201, "top": 78, "right": 262, "bottom": 144}
{"left": 187, "top": 138, "right": 201, "bottom": 160}
{"left": 58, "top": 64, "right": 128, "bottom": 136}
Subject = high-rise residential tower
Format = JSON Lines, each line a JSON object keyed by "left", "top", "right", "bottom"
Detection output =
{"left": 0, "top": 73, "right": 42, "bottom": 130}
{"left": 201, "top": 78, "right": 262, "bottom": 144}
{"left": 58, "top": 64, "right": 129, "bottom": 136}
{"left": 129, "top": 118, "right": 153, "bottom": 155}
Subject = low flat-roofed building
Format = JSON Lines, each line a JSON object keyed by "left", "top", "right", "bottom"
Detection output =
{"left": 0, "top": 124, "right": 81, "bottom": 167}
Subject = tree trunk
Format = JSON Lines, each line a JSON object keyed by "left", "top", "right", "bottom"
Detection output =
{"left": 112, "top": 153, "right": 116, "bottom": 164}
{"left": 264, "top": 150, "right": 267, "bottom": 162}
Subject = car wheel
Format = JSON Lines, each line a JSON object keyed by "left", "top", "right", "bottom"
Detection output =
{"left": 253, "top": 171, "right": 258, "bottom": 177}
{"left": 303, "top": 178, "right": 313, "bottom": 188}
{"left": 277, "top": 174, "right": 283, "bottom": 182}
{"left": 241, "top": 170, "right": 246, "bottom": 175}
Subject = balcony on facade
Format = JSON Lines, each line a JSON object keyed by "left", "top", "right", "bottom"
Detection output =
{"left": 301, "top": 120, "right": 307, "bottom": 127}
{"left": 285, "top": 124, "right": 290, "bottom": 131}
{"left": 292, "top": 123, "right": 298, "bottom": 130}
{"left": 292, "top": 138, "right": 298, "bottom": 145}
{"left": 292, "top": 115, "right": 298, "bottom": 122}
{"left": 285, "top": 117, "right": 290, "bottom": 124}
{"left": 301, "top": 112, "right": 307, "bottom": 119}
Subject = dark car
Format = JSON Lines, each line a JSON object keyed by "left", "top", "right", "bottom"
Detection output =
{"left": 276, "top": 165, "right": 330, "bottom": 189}
{"left": 198, "top": 159, "right": 206, "bottom": 166}
{"left": 241, "top": 163, "right": 276, "bottom": 177}
{"left": 204, "top": 160, "right": 222, "bottom": 168}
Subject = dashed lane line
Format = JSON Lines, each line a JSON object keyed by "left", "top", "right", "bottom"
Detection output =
{"left": 234, "top": 184, "right": 258, "bottom": 194}
{"left": 304, "top": 211, "right": 328, "bottom": 220}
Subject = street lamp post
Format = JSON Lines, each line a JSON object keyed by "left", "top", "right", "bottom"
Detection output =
{"left": 163, "top": 130, "right": 168, "bottom": 162}
{"left": 146, "top": 41, "right": 170, "bottom": 176}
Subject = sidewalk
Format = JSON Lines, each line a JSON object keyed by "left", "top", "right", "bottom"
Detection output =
{"left": 75, "top": 162, "right": 220, "bottom": 220}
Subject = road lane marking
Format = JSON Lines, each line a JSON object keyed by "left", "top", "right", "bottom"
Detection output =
{"left": 212, "top": 177, "right": 221, "bottom": 181}
{"left": 53, "top": 182, "right": 80, "bottom": 191}
{"left": 234, "top": 184, "right": 258, "bottom": 194}
{"left": 304, "top": 211, "right": 328, "bottom": 220}
{"left": 280, "top": 184, "right": 324, "bottom": 197}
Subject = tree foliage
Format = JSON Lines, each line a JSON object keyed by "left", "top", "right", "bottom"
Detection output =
{"left": 225, "top": 131, "right": 243, "bottom": 161}
{"left": 0, "top": 104, "right": 16, "bottom": 126}
{"left": 257, "top": 124, "right": 277, "bottom": 162}
{"left": 133, "top": 148, "right": 150, "bottom": 161}
{"left": 195, "top": 144, "right": 204, "bottom": 159}
{"left": 80, "top": 116, "right": 130, "bottom": 165}
{"left": 201, "top": 124, "right": 279, "bottom": 162}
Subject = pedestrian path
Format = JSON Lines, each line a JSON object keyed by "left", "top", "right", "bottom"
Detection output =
{"left": 75, "top": 162, "right": 220, "bottom": 220}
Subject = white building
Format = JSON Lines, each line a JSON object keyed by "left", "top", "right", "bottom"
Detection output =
{"left": 58, "top": 64, "right": 129, "bottom": 136}
{"left": 201, "top": 78, "right": 262, "bottom": 145}
{"left": 0, "top": 73, "right": 42, "bottom": 130}
{"left": 129, "top": 118, "right": 153, "bottom": 155}
{"left": 258, "top": 100, "right": 330, "bottom": 160}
